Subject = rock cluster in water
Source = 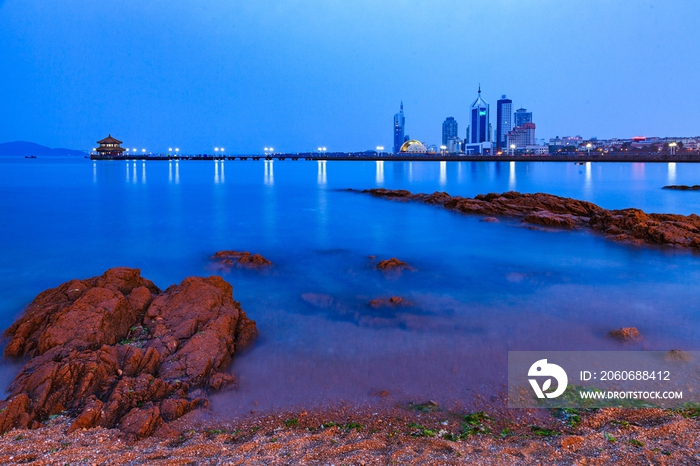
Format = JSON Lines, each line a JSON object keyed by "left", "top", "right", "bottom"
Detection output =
{"left": 0, "top": 268, "right": 257, "bottom": 439}
{"left": 357, "top": 189, "right": 700, "bottom": 249}
{"left": 211, "top": 250, "right": 273, "bottom": 270}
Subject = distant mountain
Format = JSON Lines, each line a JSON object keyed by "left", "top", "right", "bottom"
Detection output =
{"left": 0, "top": 141, "right": 87, "bottom": 157}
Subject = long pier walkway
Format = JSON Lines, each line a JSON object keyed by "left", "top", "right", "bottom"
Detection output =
{"left": 90, "top": 152, "right": 700, "bottom": 163}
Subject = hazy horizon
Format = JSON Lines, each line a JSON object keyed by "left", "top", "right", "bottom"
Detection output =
{"left": 1, "top": 0, "right": 698, "bottom": 153}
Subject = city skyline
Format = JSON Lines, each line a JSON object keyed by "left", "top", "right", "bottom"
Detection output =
{"left": 0, "top": 1, "right": 699, "bottom": 153}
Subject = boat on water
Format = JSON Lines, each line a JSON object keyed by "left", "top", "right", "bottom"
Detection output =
{"left": 24, "top": 155, "right": 37, "bottom": 159}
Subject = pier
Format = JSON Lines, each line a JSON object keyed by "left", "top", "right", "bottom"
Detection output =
{"left": 90, "top": 152, "right": 700, "bottom": 163}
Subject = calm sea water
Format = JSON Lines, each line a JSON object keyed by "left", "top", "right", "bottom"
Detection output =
{"left": 1, "top": 157, "right": 699, "bottom": 412}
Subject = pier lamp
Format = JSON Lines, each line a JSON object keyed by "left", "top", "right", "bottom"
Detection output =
{"left": 510, "top": 144, "right": 516, "bottom": 156}
{"left": 221, "top": 148, "right": 225, "bottom": 156}
{"left": 214, "top": 147, "right": 219, "bottom": 156}
{"left": 168, "top": 148, "right": 173, "bottom": 154}
{"left": 586, "top": 143, "right": 592, "bottom": 156}
{"left": 133, "top": 148, "right": 137, "bottom": 153}
{"left": 440, "top": 145, "right": 447, "bottom": 155}
{"left": 175, "top": 148, "right": 179, "bottom": 154}
{"left": 142, "top": 149, "right": 146, "bottom": 153}
{"left": 269, "top": 147, "right": 274, "bottom": 154}
{"left": 669, "top": 142, "right": 677, "bottom": 155}
{"left": 376, "top": 146, "right": 384, "bottom": 153}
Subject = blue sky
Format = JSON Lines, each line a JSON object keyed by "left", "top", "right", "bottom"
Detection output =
{"left": 0, "top": 0, "right": 698, "bottom": 153}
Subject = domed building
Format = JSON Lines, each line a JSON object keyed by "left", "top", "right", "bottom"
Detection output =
{"left": 399, "top": 140, "right": 427, "bottom": 153}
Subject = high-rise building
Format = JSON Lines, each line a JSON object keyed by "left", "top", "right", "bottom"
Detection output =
{"left": 506, "top": 122, "right": 536, "bottom": 150}
{"left": 514, "top": 108, "right": 532, "bottom": 128}
{"left": 442, "top": 117, "right": 458, "bottom": 145}
{"left": 393, "top": 102, "right": 405, "bottom": 154}
{"left": 469, "top": 86, "right": 490, "bottom": 144}
{"left": 496, "top": 95, "right": 512, "bottom": 152}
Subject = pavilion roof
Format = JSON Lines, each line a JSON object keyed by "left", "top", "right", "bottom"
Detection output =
{"left": 97, "top": 134, "right": 123, "bottom": 144}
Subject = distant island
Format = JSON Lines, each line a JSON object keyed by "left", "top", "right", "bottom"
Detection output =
{"left": 0, "top": 141, "right": 87, "bottom": 157}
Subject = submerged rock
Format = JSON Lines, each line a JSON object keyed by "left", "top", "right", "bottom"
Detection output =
{"left": 0, "top": 268, "right": 257, "bottom": 439}
{"left": 376, "top": 258, "right": 412, "bottom": 271}
{"left": 355, "top": 188, "right": 700, "bottom": 249}
{"left": 368, "top": 296, "right": 406, "bottom": 308}
{"left": 211, "top": 250, "right": 272, "bottom": 270}
{"left": 607, "top": 327, "right": 642, "bottom": 341}
{"left": 663, "top": 185, "right": 700, "bottom": 191}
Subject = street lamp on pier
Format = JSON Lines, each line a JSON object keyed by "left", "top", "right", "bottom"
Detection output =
{"left": 586, "top": 143, "right": 592, "bottom": 156}
{"left": 440, "top": 145, "right": 447, "bottom": 155}
{"left": 510, "top": 144, "right": 516, "bottom": 156}
{"left": 669, "top": 142, "right": 678, "bottom": 155}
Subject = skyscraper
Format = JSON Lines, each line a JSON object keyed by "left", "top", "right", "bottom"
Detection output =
{"left": 514, "top": 108, "right": 532, "bottom": 128}
{"left": 496, "top": 95, "right": 512, "bottom": 152}
{"left": 393, "top": 102, "right": 405, "bottom": 154}
{"left": 442, "top": 117, "right": 458, "bottom": 145}
{"left": 469, "top": 86, "right": 490, "bottom": 144}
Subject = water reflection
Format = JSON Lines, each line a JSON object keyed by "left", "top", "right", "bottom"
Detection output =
{"left": 583, "top": 162, "right": 592, "bottom": 196}
{"left": 126, "top": 162, "right": 130, "bottom": 182}
{"left": 668, "top": 163, "right": 677, "bottom": 184}
{"left": 141, "top": 162, "right": 146, "bottom": 184}
{"left": 175, "top": 161, "right": 180, "bottom": 184}
{"left": 93, "top": 162, "right": 97, "bottom": 183}
{"left": 220, "top": 160, "right": 225, "bottom": 183}
{"left": 168, "top": 162, "right": 172, "bottom": 183}
{"left": 509, "top": 161, "right": 516, "bottom": 190}
{"left": 439, "top": 161, "right": 447, "bottom": 186}
{"left": 632, "top": 163, "right": 645, "bottom": 180}
{"left": 317, "top": 160, "right": 327, "bottom": 185}
{"left": 264, "top": 160, "right": 274, "bottom": 186}
{"left": 214, "top": 160, "right": 220, "bottom": 184}
{"left": 375, "top": 161, "right": 384, "bottom": 185}
{"left": 132, "top": 162, "right": 137, "bottom": 184}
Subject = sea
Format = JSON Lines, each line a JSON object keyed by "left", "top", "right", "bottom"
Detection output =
{"left": 1, "top": 157, "right": 699, "bottom": 413}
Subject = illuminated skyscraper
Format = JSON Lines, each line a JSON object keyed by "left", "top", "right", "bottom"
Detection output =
{"left": 469, "top": 86, "right": 490, "bottom": 144}
{"left": 393, "top": 102, "right": 405, "bottom": 154}
{"left": 496, "top": 95, "right": 512, "bottom": 152}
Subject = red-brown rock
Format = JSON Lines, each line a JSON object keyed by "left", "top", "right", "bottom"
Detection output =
{"left": 211, "top": 250, "right": 272, "bottom": 270}
{"left": 376, "top": 258, "right": 411, "bottom": 271}
{"left": 0, "top": 268, "right": 257, "bottom": 439}
{"left": 608, "top": 327, "right": 642, "bottom": 341}
{"left": 356, "top": 188, "right": 700, "bottom": 249}
{"left": 368, "top": 296, "right": 405, "bottom": 308}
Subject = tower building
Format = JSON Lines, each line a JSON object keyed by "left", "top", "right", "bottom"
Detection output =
{"left": 442, "top": 117, "right": 458, "bottom": 145}
{"left": 496, "top": 95, "right": 512, "bottom": 152}
{"left": 514, "top": 108, "right": 533, "bottom": 128}
{"left": 469, "top": 86, "right": 490, "bottom": 144}
{"left": 393, "top": 102, "right": 405, "bottom": 154}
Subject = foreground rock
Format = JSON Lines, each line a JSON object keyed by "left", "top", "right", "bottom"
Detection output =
{"left": 0, "top": 268, "right": 257, "bottom": 439}
{"left": 355, "top": 188, "right": 700, "bottom": 249}
{"left": 211, "top": 250, "right": 272, "bottom": 270}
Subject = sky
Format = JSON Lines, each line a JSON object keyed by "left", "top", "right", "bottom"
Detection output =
{"left": 0, "top": 0, "right": 698, "bottom": 153}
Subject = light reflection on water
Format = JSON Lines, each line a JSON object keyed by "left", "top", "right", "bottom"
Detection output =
{"left": 1, "top": 158, "right": 700, "bottom": 412}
